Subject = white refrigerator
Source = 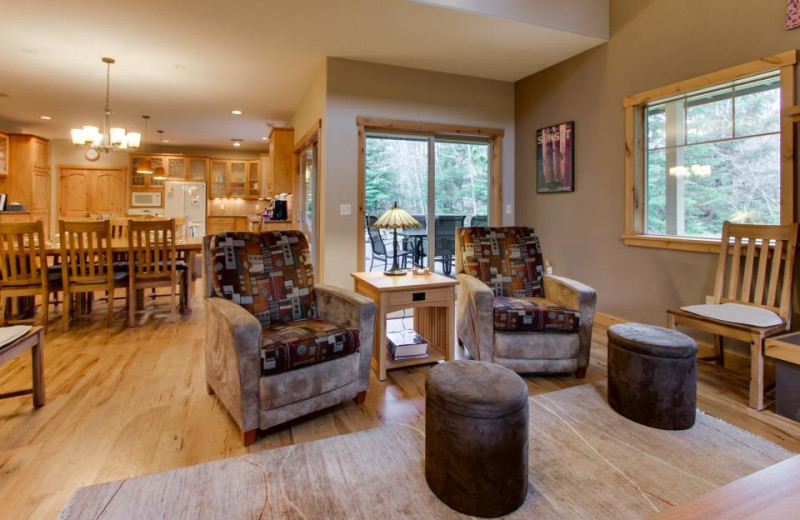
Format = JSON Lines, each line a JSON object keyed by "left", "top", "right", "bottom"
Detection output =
{"left": 165, "top": 182, "right": 206, "bottom": 237}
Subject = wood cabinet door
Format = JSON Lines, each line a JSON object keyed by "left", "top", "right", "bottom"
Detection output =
{"left": 209, "top": 161, "right": 228, "bottom": 198}
{"left": 32, "top": 138, "right": 49, "bottom": 170}
{"left": 92, "top": 170, "right": 126, "bottom": 215}
{"left": 59, "top": 169, "right": 91, "bottom": 217}
{"left": 229, "top": 161, "right": 247, "bottom": 197}
{"left": 188, "top": 158, "right": 208, "bottom": 181}
{"left": 247, "top": 161, "right": 260, "bottom": 198}
{"left": 32, "top": 171, "right": 49, "bottom": 212}
{"left": 167, "top": 157, "right": 186, "bottom": 179}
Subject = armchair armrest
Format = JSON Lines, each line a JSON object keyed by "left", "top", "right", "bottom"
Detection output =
{"left": 456, "top": 273, "right": 495, "bottom": 362}
{"left": 314, "top": 284, "right": 377, "bottom": 392}
{"left": 204, "top": 297, "right": 262, "bottom": 433}
{"left": 543, "top": 274, "right": 597, "bottom": 322}
{"left": 544, "top": 274, "right": 597, "bottom": 372}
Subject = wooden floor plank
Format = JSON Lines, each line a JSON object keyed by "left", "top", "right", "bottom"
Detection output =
{"left": 0, "top": 284, "right": 798, "bottom": 520}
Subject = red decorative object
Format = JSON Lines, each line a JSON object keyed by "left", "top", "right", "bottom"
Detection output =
{"left": 787, "top": 0, "right": 800, "bottom": 30}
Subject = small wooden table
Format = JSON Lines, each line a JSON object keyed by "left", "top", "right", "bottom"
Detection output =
{"left": 0, "top": 327, "right": 44, "bottom": 406}
{"left": 765, "top": 332, "right": 800, "bottom": 421}
{"left": 352, "top": 271, "right": 458, "bottom": 380}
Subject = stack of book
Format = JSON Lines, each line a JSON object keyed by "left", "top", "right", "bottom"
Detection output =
{"left": 387, "top": 329, "right": 429, "bottom": 361}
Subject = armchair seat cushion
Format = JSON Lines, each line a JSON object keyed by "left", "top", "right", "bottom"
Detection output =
{"left": 260, "top": 319, "right": 360, "bottom": 376}
{"left": 493, "top": 297, "right": 580, "bottom": 333}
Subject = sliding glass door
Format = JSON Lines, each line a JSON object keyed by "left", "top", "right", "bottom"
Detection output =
{"left": 364, "top": 133, "right": 490, "bottom": 277}
{"left": 298, "top": 143, "right": 318, "bottom": 268}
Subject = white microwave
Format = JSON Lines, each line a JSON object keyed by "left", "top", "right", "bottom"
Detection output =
{"left": 131, "top": 191, "right": 163, "bottom": 207}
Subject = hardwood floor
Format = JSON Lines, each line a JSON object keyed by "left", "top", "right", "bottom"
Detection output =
{"left": 0, "top": 285, "right": 798, "bottom": 520}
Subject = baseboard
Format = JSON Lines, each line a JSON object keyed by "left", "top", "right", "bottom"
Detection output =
{"left": 594, "top": 312, "right": 755, "bottom": 373}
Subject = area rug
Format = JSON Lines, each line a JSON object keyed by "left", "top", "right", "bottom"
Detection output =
{"left": 58, "top": 382, "right": 794, "bottom": 519}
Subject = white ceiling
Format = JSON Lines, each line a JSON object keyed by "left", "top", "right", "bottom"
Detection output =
{"left": 0, "top": 0, "right": 606, "bottom": 150}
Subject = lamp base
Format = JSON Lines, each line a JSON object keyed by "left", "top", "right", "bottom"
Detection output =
{"left": 383, "top": 268, "right": 408, "bottom": 276}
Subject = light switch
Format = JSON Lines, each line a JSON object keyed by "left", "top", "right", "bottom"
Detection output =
{"left": 506, "top": 204, "right": 513, "bottom": 214}
{"left": 340, "top": 204, "right": 352, "bottom": 216}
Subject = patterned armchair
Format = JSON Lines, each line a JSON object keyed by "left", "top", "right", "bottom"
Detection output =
{"left": 203, "top": 231, "right": 376, "bottom": 445}
{"left": 455, "top": 227, "right": 596, "bottom": 377}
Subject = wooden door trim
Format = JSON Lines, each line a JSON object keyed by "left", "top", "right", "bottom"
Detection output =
{"left": 294, "top": 120, "right": 323, "bottom": 281}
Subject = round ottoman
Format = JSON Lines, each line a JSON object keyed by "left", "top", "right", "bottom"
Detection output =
{"left": 607, "top": 323, "right": 698, "bottom": 430}
{"left": 425, "top": 360, "right": 528, "bottom": 518}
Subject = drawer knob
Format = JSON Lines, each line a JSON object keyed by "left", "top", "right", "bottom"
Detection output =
{"left": 412, "top": 292, "right": 426, "bottom": 302}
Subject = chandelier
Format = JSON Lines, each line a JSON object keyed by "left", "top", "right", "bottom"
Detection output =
{"left": 70, "top": 57, "right": 141, "bottom": 153}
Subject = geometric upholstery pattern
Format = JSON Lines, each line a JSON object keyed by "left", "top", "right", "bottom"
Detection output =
{"left": 260, "top": 319, "right": 360, "bottom": 376}
{"left": 210, "top": 231, "right": 316, "bottom": 327}
{"left": 459, "top": 227, "right": 545, "bottom": 298}
{"left": 493, "top": 297, "right": 580, "bottom": 333}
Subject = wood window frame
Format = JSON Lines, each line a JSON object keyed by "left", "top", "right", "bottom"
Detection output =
{"left": 356, "top": 117, "right": 503, "bottom": 272}
{"left": 622, "top": 50, "right": 797, "bottom": 254}
{"left": 294, "top": 119, "right": 322, "bottom": 278}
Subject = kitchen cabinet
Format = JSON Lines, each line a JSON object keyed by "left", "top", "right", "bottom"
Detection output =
{"left": 206, "top": 216, "right": 251, "bottom": 235}
{"left": 0, "top": 132, "right": 8, "bottom": 176}
{"left": 131, "top": 155, "right": 209, "bottom": 187}
{"left": 4, "top": 134, "right": 51, "bottom": 236}
{"left": 247, "top": 160, "right": 260, "bottom": 198}
{"left": 267, "top": 127, "right": 295, "bottom": 195}
{"left": 208, "top": 160, "right": 261, "bottom": 199}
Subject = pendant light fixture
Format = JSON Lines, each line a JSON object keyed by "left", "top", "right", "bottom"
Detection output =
{"left": 135, "top": 115, "right": 153, "bottom": 174}
{"left": 153, "top": 130, "right": 167, "bottom": 180}
{"left": 70, "top": 57, "right": 141, "bottom": 153}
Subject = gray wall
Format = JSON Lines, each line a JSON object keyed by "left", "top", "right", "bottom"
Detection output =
{"left": 515, "top": 0, "right": 799, "bottom": 326}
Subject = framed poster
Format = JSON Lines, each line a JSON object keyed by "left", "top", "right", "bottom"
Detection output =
{"left": 536, "top": 121, "right": 574, "bottom": 193}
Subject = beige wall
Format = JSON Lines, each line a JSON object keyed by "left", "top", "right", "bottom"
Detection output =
{"left": 515, "top": 0, "right": 799, "bottom": 325}
{"left": 323, "top": 58, "right": 516, "bottom": 288}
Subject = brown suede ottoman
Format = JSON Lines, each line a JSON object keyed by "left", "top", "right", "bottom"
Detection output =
{"left": 607, "top": 323, "right": 698, "bottom": 430}
{"left": 425, "top": 360, "right": 528, "bottom": 518}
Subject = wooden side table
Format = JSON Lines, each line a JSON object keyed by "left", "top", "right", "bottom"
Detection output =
{"left": 0, "top": 326, "right": 45, "bottom": 406}
{"left": 352, "top": 271, "right": 458, "bottom": 380}
{"left": 766, "top": 332, "right": 800, "bottom": 421}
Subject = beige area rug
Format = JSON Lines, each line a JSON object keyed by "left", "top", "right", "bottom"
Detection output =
{"left": 58, "top": 382, "right": 794, "bottom": 519}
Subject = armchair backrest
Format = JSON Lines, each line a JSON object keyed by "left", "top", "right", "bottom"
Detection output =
{"left": 205, "top": 230, "right": 316, "bottom": 326}
{"left": 456, "top": 226, "right": 545, "bottom": 298}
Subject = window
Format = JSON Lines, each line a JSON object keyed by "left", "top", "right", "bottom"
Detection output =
{"left": 623, "top": 51, "right": 796, "bottom": 252}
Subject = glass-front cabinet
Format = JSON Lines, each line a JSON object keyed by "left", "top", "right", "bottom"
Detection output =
{"left": 247, "top": 161, "right": 260, "bottom": 198}
{"left": 229, "top": 161, "right": 247, "bottom": 197}
{"left": 209, "top": 160, "right": 228, "bottom": 198}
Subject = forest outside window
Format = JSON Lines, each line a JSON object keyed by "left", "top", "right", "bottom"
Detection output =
{"left": 622, "top": 51, "right": 796, "bottom": 253}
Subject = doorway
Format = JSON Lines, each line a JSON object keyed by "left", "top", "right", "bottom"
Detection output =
{"left": 362, "top": 131, "right": 493, "bottom": 277}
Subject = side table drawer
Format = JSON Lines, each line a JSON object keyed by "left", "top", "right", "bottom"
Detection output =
{"left": 388, "top": 287, "right": 452, "bottom": 307}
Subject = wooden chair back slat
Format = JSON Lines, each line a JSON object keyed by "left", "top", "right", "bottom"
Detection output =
{"left": 714, "top": 221, "right": 798, "bottom": 323}
{"left": 740, "top": 239, "right": 757, "bottom": 302}
{"left": 726, "top": 234, "right": 742, "bottom": 300}
{"left": 766, "top": 240, "right": 784, "bottom": 308}
{"left": 753, "top": 238, "right": 770, "bottom": 305}
{"left": 0, "top": 222, "right": 47, "bottom": 288}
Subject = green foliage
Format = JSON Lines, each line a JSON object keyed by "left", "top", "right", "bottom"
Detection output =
{"left": 645, "top": 81, "right": 780, "bottom": 238}
{"left": 365, "top": 137, "right": 489, "bottom": 219}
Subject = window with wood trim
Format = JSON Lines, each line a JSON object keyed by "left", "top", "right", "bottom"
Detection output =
{"left": 623, "top": 51, "right": 796, "bottom": 253}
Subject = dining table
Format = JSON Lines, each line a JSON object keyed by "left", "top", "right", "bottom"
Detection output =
{"left": 44, "top": 236, "right": 204, "bottom": 313}
{"left": 397, "top": 229, "right": 428, "bottom": 268}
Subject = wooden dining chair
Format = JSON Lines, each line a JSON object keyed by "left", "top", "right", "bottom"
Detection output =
{"left": 667, "top": 221, "right": 799, "bottom": 410}
{"left": 60, "top": 220, "right": 128, "bottom": 331}
{"left": 0, "top": 221, "right": 59, "bottom": 330}
{"left": 110, "top": 217, "right": 130, "bottom": 239}
{"left": 127, "top": 219, "right": 181, "bottom": 326}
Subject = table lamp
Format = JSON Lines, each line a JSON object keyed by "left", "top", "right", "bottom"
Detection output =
{"left": 372, "top": 201, "right": 422, "bottom": 276}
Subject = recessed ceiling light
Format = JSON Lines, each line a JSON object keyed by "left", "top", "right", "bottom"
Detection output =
{"left": 231, "top": 139, "right": 243, "bottom": 147}
{"left": 39, "top": 115, "right": 52, "bottom": 120}
{"left": 261, "top": 136, "right": 268, "bottom": 141}
{"left": 163, "top": 140, "right": 170, "bottom": 143}
{"left": 231, "top": 110, "right": 242, "bottom": 115}
{"left": 233, "top": 142, "right": 241, "bottom": 147}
